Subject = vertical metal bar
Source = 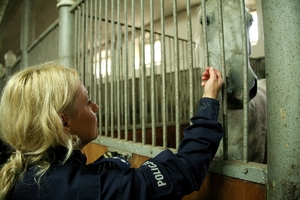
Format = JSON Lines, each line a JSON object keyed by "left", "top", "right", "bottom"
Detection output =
{"left": 21, "top": 0, "right": 32, "bottom": 69}
{"left": 239, "top": 0, "right": 249, "bottom": 163}
{"left": 194, "top": 44, "right": 203, "bottom": 102}
{"left": 43, "top": 34, "right": 47, "bottom": 62}
{"left": 186, "top": 0, "right": 194, "bottom": 118}
{"left": 92, "top": 0, "right": 97, "bottom": 111}
{"left": 89, "top": 0, "right": 94, "bottom": 99}
{"left": 98, "top": 0, "right": 103, "bottom": 134}
{"left": 160, "top": 0, "right": 167, "bottom": 148}
{"left": 52, "top": 28, "right": 56, "bottom": 59}
{"left": 172, "top": 0, "right": 180, "bottom": 149}
{"left": 262, "top": 1, "right": 300, "bottom": 199}
{"left": 150, "top": 0, "right": 156, "bottom": 146}
{"left": 88, "top": 1, "right": 92, "bottom": 88}
{"left": 56, "top": 26, "right": 59, "bottom": 60}
{"left": 117, "top": 0, "right": 121, "bottom": 139}
{"left": 74, "top": 6, "right": 78, "bottom": 69}
{"left": 104, "top": 0, "right": 109, "bottom": 136}
{"left": 84, "top": 1, "right": 89, "bottom": 87}
{"left": 179, "top": 40, "right": 186, "bottom": 120}
{"left": 140, "top": 0, "right": 146, "bottom": 144}
{"left": 110, "top": 0, "right": 115, "bottom": 138}
{"left": 124, "top": 0, "right": 129, "bottom": 141}
{"left": 201, "top": 0, "right": 209, "bottom": 67}
{"left": 131, "top": 0, "right": 137, "bottom": 142}
{"left": 57, "top": 1, "right": 75, "bottom": 68}
{"left": 168, "top": 37, "right": 173, "bottom": 122}
{"left": 217, "top": 0, "right": 228, "bottom": 160}
{"left": 80, "top": 3, "right": 85, "bottom": 85}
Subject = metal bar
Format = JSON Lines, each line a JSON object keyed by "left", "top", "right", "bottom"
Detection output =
{"left": 89, "top": 0, "right": 93, "bottom": 97}
{"left": 172, "top": 0, "right": 180, "bottom": 149}
{"left": 201, "top": 0, "right": 209, "bottom": 67}
{"left": 84, "top": 1, "right": 89, "bottom": 86}
{"left": 160, "top": 0, "right": 167, "bottom": 148}
{"left": 186, "top": 0, "right": 194, "bottom": 118}
{"left": 92, "top": 0, "right": 97, "bottom": 105}
{"left": 131, "top": 0, "right": 137, "bottom": 142}
{"left": 239, "top": 0, "right": 249, "bottom": 163}
{"left": 140, "top": 0, "right": 146, "bottom": 144}
{"left": 74, "top": 9, "right": 78, "bottom": 68}
{"left": 21, "top": 0, "right": 32, "bottom": 69}
{"left": 209, "top": 158, "right": 267, "bottom": 184}
{"left": 217, "top": 0, "right": 228, "bottom": 161}
{"left": 91, "top": 0, "right": 96, "bottom": 104}
{"left": 179, "top": 41, "right": 187, "bottom": 120}
{"left": 104, "top": 0, "right": 109, "bottom": 136}
{"left": 116, "top": 0, "right": 121, "bottom": 139}
{"left": 98, "top": 0, "right": 103, "bottom": 134}
{"left": 167, "top": 37, "right": 173, "bottom": 122}
{"left": 110, "top": 0, "right": 115, "bottom": 138}
{"left": 80, "top": 3, "right": 85, "bottom": 85}
{"left": 95, "top": 136, "right": 176, "bottom": 159}
{"left": 150, "top": 0, "right": 156, "bottom": 146}
{"left": 262, "top": 0, "right": 300, "bottom": 198}
{"left": 57, "top": 0, "right": 75, "bottom": 68}
{"left": 124, "top": 0, "right": 129, "bottom": 141}
{"left": 95, "top": 136, "right": 267, "bottom": 185}
{"left": 75, "top": 4, "right": 79, "bottom": 75}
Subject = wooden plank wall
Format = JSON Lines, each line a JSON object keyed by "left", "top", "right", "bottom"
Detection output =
{"left": 82, "top": 142, "right": 267, "bottom": 200}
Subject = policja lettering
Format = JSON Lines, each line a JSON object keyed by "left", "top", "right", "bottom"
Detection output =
{"left": 143, "top": 161, "right": 167, "bottom": 187}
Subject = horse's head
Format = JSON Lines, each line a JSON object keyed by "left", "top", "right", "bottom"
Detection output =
{"left": 197, "top": 0, "right": 257, "bottom": 109}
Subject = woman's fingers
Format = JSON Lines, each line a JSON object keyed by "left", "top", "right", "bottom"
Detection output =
{"left": 201, "top": 66, "right": 224, "bottom": 99}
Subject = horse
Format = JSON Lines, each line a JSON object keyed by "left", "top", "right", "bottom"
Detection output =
{"left": 197, "top": 0, "right": 267, "bottom": 163}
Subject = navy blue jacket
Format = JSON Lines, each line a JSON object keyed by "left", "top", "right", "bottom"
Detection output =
{"left": 9, "top": 98, "right": 223, "bottom": 200}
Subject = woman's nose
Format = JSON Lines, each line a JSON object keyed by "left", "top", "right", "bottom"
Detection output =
{"left": 91, "top": 102, "right": 99, "bottom": 113}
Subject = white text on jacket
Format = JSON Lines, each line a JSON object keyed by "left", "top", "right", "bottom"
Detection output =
{"left": 143, "top": 161, "right": 167, "bottom": 187}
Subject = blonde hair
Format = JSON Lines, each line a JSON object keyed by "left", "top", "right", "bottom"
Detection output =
{"left": 0, "top": 61, "right": 81, "bottom": 199}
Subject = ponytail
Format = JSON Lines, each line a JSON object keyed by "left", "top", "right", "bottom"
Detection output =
{"left": 0, "top": 151, "right": 26, "bottom": 199}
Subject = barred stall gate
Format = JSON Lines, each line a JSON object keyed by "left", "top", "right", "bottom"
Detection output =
{"left": 72, "top": 0, "right": 269, "bottom": 199}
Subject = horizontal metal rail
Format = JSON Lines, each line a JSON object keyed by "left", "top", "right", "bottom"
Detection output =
{"left": 95, "top": 136, "right": 267, "bottom": 184}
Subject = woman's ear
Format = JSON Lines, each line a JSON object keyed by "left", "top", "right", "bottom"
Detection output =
{"left": 59, "top": 113, "right": 71, "bottom": 132}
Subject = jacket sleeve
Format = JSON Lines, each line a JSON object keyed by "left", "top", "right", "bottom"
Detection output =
{"left": 98, "top": 97, "right": 224, "bottom": 200}
{"left": 134, "top": 97, "right": 224, "bottom": 199}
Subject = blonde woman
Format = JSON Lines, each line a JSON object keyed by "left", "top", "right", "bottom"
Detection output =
{"left": 0, "top": 62, "right": 223, "bottom": 199}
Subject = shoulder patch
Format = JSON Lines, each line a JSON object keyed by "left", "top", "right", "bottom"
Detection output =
{"left": 141, "top": 159, "right": 174, "bottom": 198}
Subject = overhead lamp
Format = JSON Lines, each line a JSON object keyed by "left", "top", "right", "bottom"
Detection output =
{"left": 57, "top": 0, "right": 76, "bottom": 7}
{"left": 4, "top": 50, "right": 17, "bottom": 68}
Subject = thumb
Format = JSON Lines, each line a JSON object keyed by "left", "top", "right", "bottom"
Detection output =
{"left": 208, "top": 67, "right": 216, "bottom": 80}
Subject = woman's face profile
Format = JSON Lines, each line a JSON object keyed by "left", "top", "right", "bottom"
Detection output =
{"left": 67, "top": 84, "right": 99, "bottom": 146}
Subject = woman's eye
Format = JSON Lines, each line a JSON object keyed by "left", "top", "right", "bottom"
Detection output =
{"left": 87, "top": 100, "right": 92, "bottom": 106}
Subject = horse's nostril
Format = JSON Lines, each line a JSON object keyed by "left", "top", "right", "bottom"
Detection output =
{"left": 249, "top": 79, "right": 258, "bottom": 100}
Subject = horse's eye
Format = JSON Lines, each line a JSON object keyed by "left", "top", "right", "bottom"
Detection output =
{"left": 200, "top": 16, "right": 210, "bottom": 26}
{"left": 249, "top": 18, "right": 253, "bottom": 26}
{"left": 248, "top": 14, "right": 253, "bottom": 26}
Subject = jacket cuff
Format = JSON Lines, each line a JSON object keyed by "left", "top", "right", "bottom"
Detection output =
{"left": 193, "top": 98, "right": 220, "bottom": 121}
